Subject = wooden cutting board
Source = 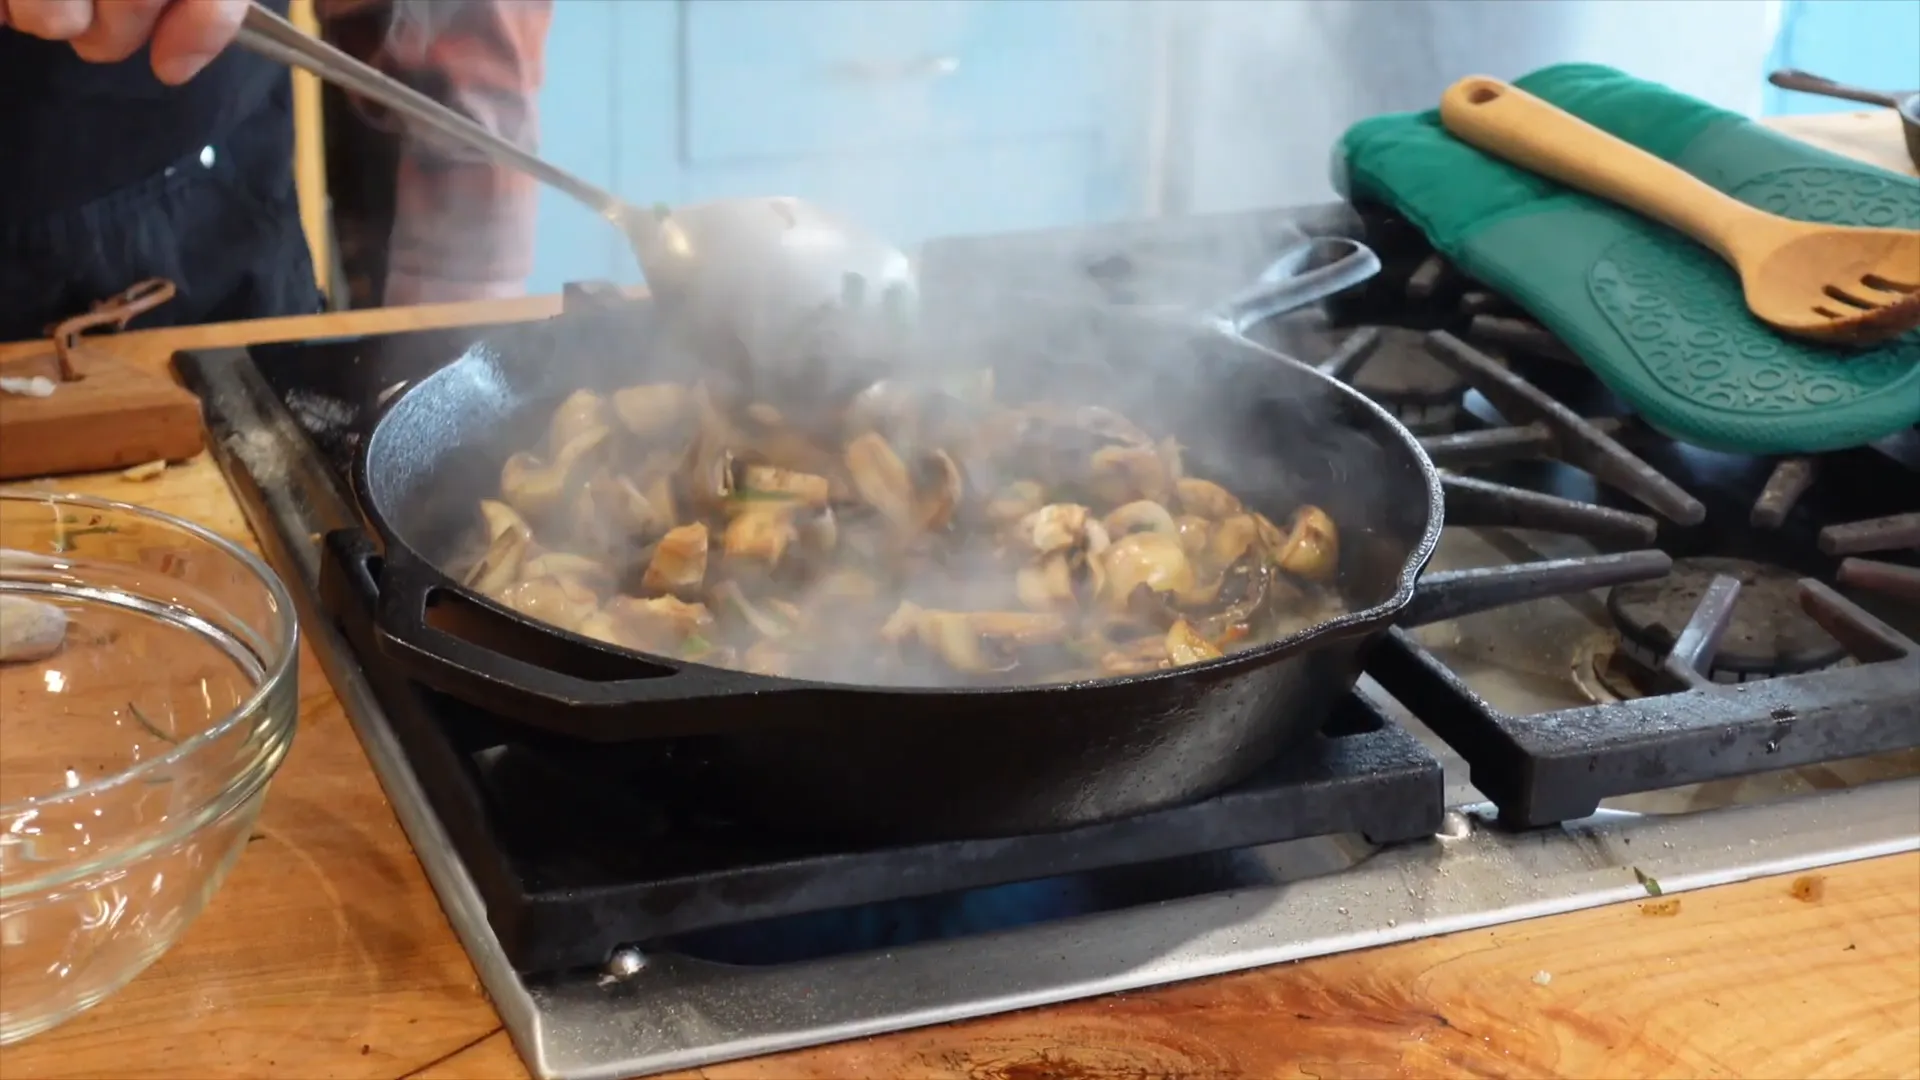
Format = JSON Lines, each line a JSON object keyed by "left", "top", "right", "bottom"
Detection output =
{"left": 0, "top": 279, "right": 206, "bottom": 482}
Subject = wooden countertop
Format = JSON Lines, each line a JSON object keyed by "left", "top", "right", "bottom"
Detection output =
{"left": 1, "top": 112, "right": 1916, "bottom": 1080}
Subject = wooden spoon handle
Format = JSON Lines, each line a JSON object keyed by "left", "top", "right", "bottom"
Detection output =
{"left": 1438, "top": 76, "right": 1765, "bottom": 263}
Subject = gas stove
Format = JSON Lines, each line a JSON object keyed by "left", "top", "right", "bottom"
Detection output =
{"left": 174, "top": 205, "right": 1919, "bottom": 1080}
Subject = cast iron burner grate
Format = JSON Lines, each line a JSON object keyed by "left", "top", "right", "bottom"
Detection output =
{"left": 1311, "top": 238, "right": 1920, "bottom": 829}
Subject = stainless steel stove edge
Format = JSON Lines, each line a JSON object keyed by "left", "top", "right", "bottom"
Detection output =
{"left": 190, "top": 345, "right": 1919, "bottom": 1080}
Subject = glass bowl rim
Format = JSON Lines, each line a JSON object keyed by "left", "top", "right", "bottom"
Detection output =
{"left": 0, "top": 490, "right": 299, "bottom": 817}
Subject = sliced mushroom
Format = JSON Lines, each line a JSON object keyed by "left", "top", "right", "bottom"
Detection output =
{"left": 1164, "top": 619, "right": 1223, "bottom": 666}
{"left": 1017, "top": 503, "right": 1092, "bottom": 556}
{"left": 548, "top": 390, "right": 609, "bottom": 451}
{"left": 1175, "top": 477, "right": 1242, "bottom": 520}
{"left": 641, "top": 523, "right": 709, "bottom": 596}
{"left": 578, "top": 594, "right": 714, "bottom": 653}
{"left": 1100, "top": 531, "right": 1196, "bottom": 608}
{"left": 1088, "top": 445, "right": 1172, "bottom": 507}
{"left": 915, "top": 450, "right": 964, "bottom": 533}
{"left": 1103, "top": 500, "right": 1179, "bottom": 538}
{"left": 709, "top": 581, "right": 790, "bottom": 637}
{"left": 845, "top": 431, "right": 914, "bottom": 528}
{"left": 722, "top": 506, "right": 797, "bottom": 565}
{"left": 500, "top": 424, "right": 611, "bottom": 519}
{"left": 1174, "top": 514, "right": 1212, "bottom": 555}
{"left": 519, "top": 551, "right": 613, "bottom": 589}
{"left": 463, "top": 499, "right": 532, "bottom": 595}
{"left": 1206, "top": 514, "right": 1261, "bottom": 571}
{"left": 913, "top": 609, "right": 1068, "bottom": 675}
{"left": 737, "top": 463, "right": 831, "bottom": 507}
{"left": 567, "top": 470, "right": 666, "bottom": 562}
{"left": 611, "top": 383, "right": 690, "bottom": 440}
{"left": 1016, "top": 554, "right": 1075, "bottom": 611}
{"left": 497, "top": 574, "right": 600, "bottom": 632}
{"left": 1276, "top": 505, "right": 1339, "bottom": 582}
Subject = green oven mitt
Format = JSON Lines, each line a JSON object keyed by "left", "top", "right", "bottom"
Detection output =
{"left": 1336, "top": 62, "right": 1920, "bottom": 456}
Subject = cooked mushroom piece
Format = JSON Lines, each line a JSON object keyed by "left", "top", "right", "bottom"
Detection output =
{"left": 1164, "top": 619, "right": 1223, "bottom": 666}
{"left": 549, "top": 389, "right": 610, "bottom": 451}
{"left": 722, "top": 506, "right": 797, "bottom": 565}
{"left": 908, "top": 609, "right": 1068, "bottom": 676}
{"left": 1100, "top": 531, "right": 1196, "bottom": 607}
{"left": 1206, "top": 514, "right": 1261, "bottom": 571}
{"left": 1017, "top": 503, "right": 1092, "bottom": 556}
{"left": 1174, "top": 514, "right": 1212, "bottom": 555}
{"left": 1276, "top": 505, "right": 1339, "bottom": 582}
{"left": 1175, "top": 477, "right": 1242, "bottom": 520}
{"left": 463, "top": 499, "right": 533, "bottom": 595}
{"left": 567, "top": 470, "right": 665, "bottom": 562}
{"left": 1016, "top": 554, "right": 1075, "bottom": 611}
{"left": 497, "top": 574, "right": 600, "bottom": 631}
{"left": 1088, "top": 445, "right": 1172, "bottom": 506}
{"left": 499, "top": 424, "right": 611, "bottom": 518}
{"left": 641, "top": 523, "right": 709, "bottom": 595}
{"left": 519, "top": 551, "right": 612, "bottom": 588}
{"left": 845, "top": 431, "right": 915, "bottom": 528}
{"left": 737, "top": 463, "right": 831, "bottom": 507}
{"left": 1103, "top": 500, "right": 1179, "bottom": 538}
{"left": 578, "top": 594, "right": 714, "bottom": 654}
{"left": 611, "top": 383, "right": 690, "bottom": 440}
{"left": 915, "top": 450, "right": 964, "bottom": 533}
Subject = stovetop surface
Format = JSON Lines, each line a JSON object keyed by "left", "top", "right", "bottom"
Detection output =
{"left": 171, "top": 202, "right": 1920, "bottom": 1078}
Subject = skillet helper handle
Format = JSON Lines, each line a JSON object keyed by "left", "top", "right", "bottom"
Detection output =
{"left": 1438, "top": 76, "right": 1761, "bottom": 264}
{"left": 1211, "top": 237, "right": 1380, "bottom": 336}
{"left": 368, "top": 546, "right": 772, "bottom": 737}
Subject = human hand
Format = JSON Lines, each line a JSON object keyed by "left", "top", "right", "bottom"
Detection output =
{"left": 0, "top": 0, "right": 248, "bottom": 85}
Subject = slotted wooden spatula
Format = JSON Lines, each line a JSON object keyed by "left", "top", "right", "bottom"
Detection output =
{"left": 1439, "top": 75, "right": 1920, "bottom": 346}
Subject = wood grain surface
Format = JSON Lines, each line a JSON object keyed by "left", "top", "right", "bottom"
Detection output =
{"left": 0, "top": 113, "right": 1914, "bottom": 1080}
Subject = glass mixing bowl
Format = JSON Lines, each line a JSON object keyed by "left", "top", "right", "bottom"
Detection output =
{"left": 0, "top": 491, "right": 298, "bottom": 1044}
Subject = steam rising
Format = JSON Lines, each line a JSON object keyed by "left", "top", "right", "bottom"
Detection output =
{"left": 398, "top": 0, "right": 1487, "bottom": 688}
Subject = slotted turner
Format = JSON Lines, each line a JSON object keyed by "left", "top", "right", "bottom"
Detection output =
{"left": 1439, "top": 76, "right": 1920, "bottom": 346}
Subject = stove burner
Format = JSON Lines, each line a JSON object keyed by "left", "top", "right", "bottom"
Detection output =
{"left": 1606, "top": 558, "right": 1848, "bottom": 683}
{"left": 1306, "top": 326, "right": 1479, "bottom": 434}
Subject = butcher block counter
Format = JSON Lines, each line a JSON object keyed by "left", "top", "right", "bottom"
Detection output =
{"left": 1, "top": 111, "right": 1916, "bottom": 1080}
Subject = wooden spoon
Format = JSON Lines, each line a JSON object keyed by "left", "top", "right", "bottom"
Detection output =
{"left": 1438, "top": 76, "right": 1920, "bottom": 347}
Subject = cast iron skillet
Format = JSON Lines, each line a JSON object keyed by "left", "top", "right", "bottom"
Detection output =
{"left": 355, "top": 269, "right": 1452, "bottom": 841}
{"left": 1769, "top": 69, "right": 1920, "bottom": 170}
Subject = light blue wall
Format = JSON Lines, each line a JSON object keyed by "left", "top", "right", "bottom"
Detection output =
{"left": 525, "top": 0, "right": 1148, "bottom": 295}
{"left": 1764, "top": 0, "right": 1920, "bottom": 116}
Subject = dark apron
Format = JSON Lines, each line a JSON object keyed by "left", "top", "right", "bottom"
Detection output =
{"left": 0, "top": 11, "right": 323, "bottom": 343}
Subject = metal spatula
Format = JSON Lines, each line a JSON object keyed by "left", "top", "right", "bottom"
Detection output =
{"left": 1438, "top": 76, "right": 1920, "bottom": 347}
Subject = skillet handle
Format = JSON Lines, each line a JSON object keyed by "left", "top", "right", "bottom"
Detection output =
{"left": 1209, "top": 236, "right": 1381, "bottom": 336}
{"left": 365, "top": 543, "right": 799, "bottom": 740}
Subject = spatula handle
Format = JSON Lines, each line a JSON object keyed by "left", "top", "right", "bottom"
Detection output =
{"left": 1438, "top": 76, "right": 1764, "bottom": 263}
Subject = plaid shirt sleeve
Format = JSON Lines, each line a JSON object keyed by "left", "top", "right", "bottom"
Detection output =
{"left": 316, "top": 0, "right": 554, "bottom": 305}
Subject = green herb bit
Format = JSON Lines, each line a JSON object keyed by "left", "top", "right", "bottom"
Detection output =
{"left": 1633, "top": 867, "right": 1663, "bottom": 896}
{"left": 682, "top": 634, "right": 713, "bottom": 658}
